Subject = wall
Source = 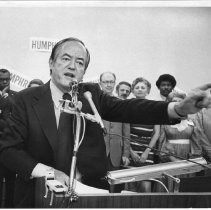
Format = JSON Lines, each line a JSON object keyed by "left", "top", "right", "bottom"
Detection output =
{"left": 0, "top": 2, "right": 211, "bottom": 98}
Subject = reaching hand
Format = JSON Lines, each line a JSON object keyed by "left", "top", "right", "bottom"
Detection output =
{"left": 139, "top": 151, "right": 149, "bottom": 163}
{"left": 122, "top": 156, "right": 130, "bottom": 166}
{"left": 131, "top": 150, "right": 141, "bottom": 164}
{"left": 174, "top": 83, "right": 211, "bottom": 116}
{"left": 1, "top": 86, "right": 9, "bottom": 98}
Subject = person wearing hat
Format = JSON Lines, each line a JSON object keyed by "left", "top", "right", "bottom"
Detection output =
{"left": 156, "top": 74, "right": 177, "bottom": 101}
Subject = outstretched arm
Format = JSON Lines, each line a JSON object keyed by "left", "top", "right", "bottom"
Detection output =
{"left": 172, "top": 83, "right": 211, "bottom": 117}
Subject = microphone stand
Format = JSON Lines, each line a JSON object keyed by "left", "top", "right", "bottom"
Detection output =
{"left": 67, "top": 83, "right": 81, "bottom": 202}
{"left": 58, "top": 82, "right": 81, "bottom": 202}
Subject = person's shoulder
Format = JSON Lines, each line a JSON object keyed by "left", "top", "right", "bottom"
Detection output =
{"left": 8, "top": 89, "right": 17, "bottom": 96}
{"left": 79, "top": 82, "right": 102, "bottom": 97}
{"left": 15, "top": 82, "right": 49, "bottom": 100}
{"left": 80, "top": 82, "right": 100, "bottom": 90}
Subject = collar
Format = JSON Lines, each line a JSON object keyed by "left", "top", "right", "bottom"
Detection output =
{"left": 50, "top": 80, "right": 64, "bottom": 108}
{"left": 50, "top": 80, "right": 73, "bottom": 108}
{"left": 160, "top": 94, "right": 167, "bottom": 101}
{"left": 170, "top": 119, "right": 194, "bottom": 132}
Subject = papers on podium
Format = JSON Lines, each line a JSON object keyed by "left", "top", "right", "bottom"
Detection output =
{"left": 74, "top": 180, "right": 109, "bottom": 194}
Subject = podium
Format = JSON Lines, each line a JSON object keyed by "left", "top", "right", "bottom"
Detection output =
{"left": 35, "top": 158, "right": 211, "bottom": 207}
{"left": 35, "top": 177, "right": 211, "bottom": 208}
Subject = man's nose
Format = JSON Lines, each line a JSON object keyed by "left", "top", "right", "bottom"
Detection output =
{"left": 68, "top": 60, "right": 76, "bottom": 70}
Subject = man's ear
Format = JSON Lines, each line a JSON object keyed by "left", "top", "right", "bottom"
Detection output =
{"left": 49, "top": 59, "right": 54, "bottom": 69}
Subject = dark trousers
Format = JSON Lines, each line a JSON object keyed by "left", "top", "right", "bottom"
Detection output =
{"left": 0, "top": 166, "right": 16, "bottom": 208}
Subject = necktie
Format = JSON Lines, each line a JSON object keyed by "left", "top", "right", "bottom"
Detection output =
{"left": 55, "top": 93, "right": 74, "bottom": 175}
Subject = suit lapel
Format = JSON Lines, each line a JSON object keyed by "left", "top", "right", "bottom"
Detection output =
{"left": 32, "top": 82, "right": 58, "bottom": 155}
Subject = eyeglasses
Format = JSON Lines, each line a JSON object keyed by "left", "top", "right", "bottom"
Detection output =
{"left": 101, "top": 80, "right": 115, "bottom": 85}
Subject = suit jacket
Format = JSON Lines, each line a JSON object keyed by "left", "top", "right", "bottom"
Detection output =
{"left": 190, "top": 109, "right": 211, "bottom": 162}
{"left": 103, "top": 120, "right": 130, "bottom": 167}
{"left": 0, "top": 89, "right": 17, "bottom": 119}
{"left": 0, "top": 89, "right": 17, "bottom": 177}
{"left": 0, "top": 81, "right": 172, "bottom": 207}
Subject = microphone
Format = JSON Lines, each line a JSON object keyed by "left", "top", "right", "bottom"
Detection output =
{"left": 83, "top": 91, "right": 107, "bottom": 135}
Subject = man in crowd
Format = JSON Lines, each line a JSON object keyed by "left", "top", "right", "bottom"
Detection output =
{"left": 99, "top": 72, "right": 130, "bottom": 192}
{"left": 190, "top": 107, "right": 211, "bottom": 165}
{"left": 116, "top": 81, "right": 131, "bottom": 100}
{"left": 0, "top": 68, "right": 16, "bottom": 208}
{"left": 156, "top": 74, "right": 177, "bottom": 101}
{"left": 0, "top": 37, "right": 211, "bottom": 207}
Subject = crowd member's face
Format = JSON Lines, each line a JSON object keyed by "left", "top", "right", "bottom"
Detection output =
{"left": 100, "top": 73, "right": 116, "bottom": 95}
{"left": 117, "top": 84, "right": 131, "bottom": 99}
{"left": 159, "top": 81, "right": 173, "bottom": 97}
{"left": 0, "top": 72, "right": 10, "bottom": 91}
{"left": 49, "top": 41, "right": 87, "bottom": 92}
{"left": 132, "top": 82, "right": 149, "bottom": 99}
{"left": 29, "top": 83, "right": 40, "bottom": 88}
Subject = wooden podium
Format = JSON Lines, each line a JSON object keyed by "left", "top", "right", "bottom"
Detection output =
{"left": 35, "top": 178, "right": 211, "bottom": 208}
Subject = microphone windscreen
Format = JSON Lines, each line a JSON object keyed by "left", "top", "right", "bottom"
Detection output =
{"left": 69, "top": 78, "right": 78, "bottom": 86}
{"left": 84, "top": 91, "right": 92, "bottom": 100}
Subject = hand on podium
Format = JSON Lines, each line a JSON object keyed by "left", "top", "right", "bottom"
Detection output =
{"left": 54, "top": 169, "right": 69, "bottom": 186}
{"left": 54, "top": 168, "right": 82, "bottom": 186}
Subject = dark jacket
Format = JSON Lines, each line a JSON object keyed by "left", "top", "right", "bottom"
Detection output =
{"left": 0, "top": 81, "right": 171, "bottom": 207}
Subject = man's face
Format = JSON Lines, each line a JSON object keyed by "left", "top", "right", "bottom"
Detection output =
{"left": 159, "top": 81, "right": 173, "bottom": 97}
{"left": 49, "top": 41, "right": 87, "bottom": 92}
{"left": 117, "top": 84, "right": 131, "bottom": 99}
{"left": 100, "top": 73, "right": 116, "bottom": 95}
{"left": 0, "top": 72, "right": 10, "bottom": 91}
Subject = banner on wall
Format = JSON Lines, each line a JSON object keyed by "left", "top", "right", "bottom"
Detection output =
{"left": 0, "top": 66, "right": 32, "bottom": 91}
{"left": 9, "top": 69, "right": 32, "bottom": 91}
{"left": 29, "top": 37, "right": 59, "bottom": 52}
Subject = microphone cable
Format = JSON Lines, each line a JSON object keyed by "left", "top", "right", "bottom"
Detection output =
{"left": 108, "top": 133, "right": 211, "bottom": 170}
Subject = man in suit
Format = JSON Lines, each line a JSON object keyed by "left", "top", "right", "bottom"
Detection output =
{"left": 0, "top": 69, "right": 16, "bottom": 119}
{"left": 0, "top": 68, "right": 17, "bottom": 208}
{"left": 99, "top": 72, "right": 130, "bottom": 178}
{"left": 190, "top": 106, "right": 211, "bottom": 163}
{"left": 0, "top": 37, "right": 211, "bottom": 207}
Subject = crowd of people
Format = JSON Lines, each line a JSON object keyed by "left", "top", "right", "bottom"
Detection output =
{"left": 0, "top": 37, "right": 211, "bottom": 207}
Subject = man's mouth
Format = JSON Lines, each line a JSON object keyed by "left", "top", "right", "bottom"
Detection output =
{"left": 64, "top": 72, "right": 75, "bottom": 78}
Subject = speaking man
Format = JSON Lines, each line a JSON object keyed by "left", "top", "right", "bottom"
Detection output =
{"left": 0, "top": 37, "right": 211, "bottom": 207}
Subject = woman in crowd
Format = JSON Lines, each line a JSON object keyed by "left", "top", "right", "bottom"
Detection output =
{"left": 158, "top": 90, "right": 194, "bottom": 191}
{"left": 158, "top": 90, "right": 194, "bottom": 162}
{"left": 126, "top": 77, "right": 160, "bottom": 192}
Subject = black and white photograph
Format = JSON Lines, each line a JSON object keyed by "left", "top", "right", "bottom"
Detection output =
{"left": 0, "top": 1, "right": 211, "bottom": 208}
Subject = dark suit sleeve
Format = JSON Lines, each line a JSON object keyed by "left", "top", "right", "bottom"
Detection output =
{"left": 86, "top": 83, "right": 171, "bottom": 125}
{"left": 0, "top": 93, "right": 38, "bottom": 180}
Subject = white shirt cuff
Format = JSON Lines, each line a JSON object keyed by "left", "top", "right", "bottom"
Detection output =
{"left": 31, "top": 163, "right": 54, "bottom": 179}
{"left": 168, "top": 102, "right": 187, "bottom": 119}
